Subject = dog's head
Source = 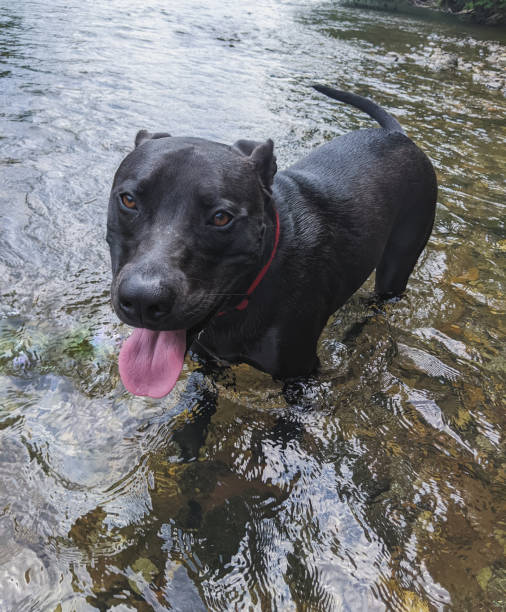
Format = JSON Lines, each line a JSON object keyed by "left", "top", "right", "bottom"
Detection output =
{"left": 106, "top": 131, "right": 276, "bottom": 397}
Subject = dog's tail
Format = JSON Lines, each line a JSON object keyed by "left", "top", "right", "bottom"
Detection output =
{"left": 312, "top": 84, "right": 405, "bottom": 134}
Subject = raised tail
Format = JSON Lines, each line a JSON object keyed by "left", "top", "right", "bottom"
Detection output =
{"left": 312, "top": 84, "right": 405, "bottom": 134}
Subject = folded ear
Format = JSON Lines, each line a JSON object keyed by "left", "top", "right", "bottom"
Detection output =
{"left": 134, "top": 130, "right": 172, "bottom": 148}
{"left": 249, "top": 139, "right": 277, "bottom": 191}
{"left": 232, "top": 138, "right": 263, "bottom": 156}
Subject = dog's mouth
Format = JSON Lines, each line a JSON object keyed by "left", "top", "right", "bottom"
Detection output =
{"left": 117, "top": 307, "right": 224, "bottom": 399}
{"left": 118, "top": 328, "right": 186, "bottom": 399}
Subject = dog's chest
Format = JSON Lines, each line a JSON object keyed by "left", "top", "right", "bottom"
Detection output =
{"left": 195, "top": 324, "right": 280, "bottom": 374}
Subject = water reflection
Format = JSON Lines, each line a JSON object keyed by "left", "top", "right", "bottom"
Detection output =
{"left": 0, "top": 0, "right": 505, "bottom": 609}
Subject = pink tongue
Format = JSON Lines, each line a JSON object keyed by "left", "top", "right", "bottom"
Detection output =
{"left": 118, "top": 328, "right": 186, "bottom": 398}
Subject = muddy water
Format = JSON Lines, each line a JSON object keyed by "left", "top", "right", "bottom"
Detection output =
{"left": 0, "top": 0, "right": 505, "bottom": 610}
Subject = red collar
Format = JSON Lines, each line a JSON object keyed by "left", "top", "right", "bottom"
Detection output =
{"left": 218, "top": 206, "right": 280, "bottom": 316}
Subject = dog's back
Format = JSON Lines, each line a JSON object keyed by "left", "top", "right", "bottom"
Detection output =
{"left": 275, "top": 101, "right": 437, "bottom": 306}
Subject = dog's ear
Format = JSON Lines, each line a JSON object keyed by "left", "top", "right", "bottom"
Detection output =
{"left": 249, "top": 139, "right": 277, "bottom": 191}
{"left": 232, "top": 139, "right": 262, "bottom": 156}
{"left": 134, "top": 130, "right": 171, "bottom": 148}
{"left": 232, "top": 139, "right": 277, "bottom": 190}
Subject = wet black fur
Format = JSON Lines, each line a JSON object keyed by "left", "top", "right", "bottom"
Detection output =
{"left": 107, "top": 86, "right": 437, "bottom": 379}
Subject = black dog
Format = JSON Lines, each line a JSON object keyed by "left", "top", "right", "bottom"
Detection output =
{"left": 106, "top": 85, "right": 437, "bottom": 398}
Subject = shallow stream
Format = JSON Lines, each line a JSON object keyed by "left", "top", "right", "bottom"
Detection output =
{"left": 0, "top": 1, "right": 505, "bottom": 609}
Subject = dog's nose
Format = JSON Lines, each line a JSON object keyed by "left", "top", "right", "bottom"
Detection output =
{"left": 117, "top": 275, "right": 175, "bottom": 326}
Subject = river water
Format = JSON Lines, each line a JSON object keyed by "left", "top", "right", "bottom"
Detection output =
{"left": 0, "top": 1, "right": 504, "bottom": 610}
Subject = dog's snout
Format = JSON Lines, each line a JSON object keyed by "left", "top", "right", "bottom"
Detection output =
{"left": 117, "top": 275, "right": 175, "bottom": 327}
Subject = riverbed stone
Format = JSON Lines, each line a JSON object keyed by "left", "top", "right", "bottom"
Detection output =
{"left": 427, "top": 48, "right": 459, "bottom": 70}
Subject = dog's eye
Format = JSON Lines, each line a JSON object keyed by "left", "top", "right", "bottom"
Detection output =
{"left": 120, "top": 194, "right": 137, "bottom": 210}
{"left": 212, "top": 211, "right": 233, "bottom": 227}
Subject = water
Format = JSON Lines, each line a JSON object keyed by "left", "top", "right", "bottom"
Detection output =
{"left": 0, "top": 1, "right": 504, "bottom": 610}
